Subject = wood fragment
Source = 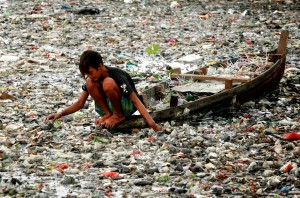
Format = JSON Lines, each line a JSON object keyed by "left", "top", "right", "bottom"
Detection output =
{"left": 170, "top": 95, "right": 179, "bottom": 107}
{"left": 225, "top": 80, "right": 233, "bottom": 89}
{"left": 170, "top": 74, "right": 250, "bottom": 83}
{"left": 0, "top": 92, "right": 17, "bottom": 101}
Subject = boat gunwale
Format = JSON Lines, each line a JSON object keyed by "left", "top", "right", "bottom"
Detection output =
{"left": 114, "top": 31, "right": 289, "bottom": 129}
{"left": 147, "top": 51, "right": 286, "bottom": 120}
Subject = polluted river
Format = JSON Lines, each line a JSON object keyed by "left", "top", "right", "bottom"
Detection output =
{"left": 0, "top": 0, "right": 300, "bottom": 197}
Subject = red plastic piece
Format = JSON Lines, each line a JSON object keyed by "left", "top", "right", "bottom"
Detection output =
{"left": 58, "top": 163, "right": 69, "bottom": 169}
{"left": 282, "top": 132, "right": 300, "bottom": 141}
{"left": 284, "top": 164, "right": 293, "bottom": 173}
{"left": 99, "top": 172, "right": 119, "bottom": 178}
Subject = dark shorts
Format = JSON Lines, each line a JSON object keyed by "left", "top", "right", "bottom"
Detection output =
{"left": 95, "top": 96, "right": 137, "bottom": 116}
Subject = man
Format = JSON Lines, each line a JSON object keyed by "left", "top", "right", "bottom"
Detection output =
{"left": 45, "top": 50, "right": 161, "bottom": 131}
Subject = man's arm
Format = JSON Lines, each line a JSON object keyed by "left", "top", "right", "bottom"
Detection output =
{"left": 45, "top": 91, "right": 89, "bottom": 123}
{"left": 129, "top": 92, "right": 161, "bottom": 131}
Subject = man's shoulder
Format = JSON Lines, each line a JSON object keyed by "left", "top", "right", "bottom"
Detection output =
{"left": 107, "top": 66, "right": 129, "bottom": 77}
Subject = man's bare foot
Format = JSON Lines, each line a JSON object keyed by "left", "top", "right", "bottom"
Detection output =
{"left": 95, "top": 114, "right": 112, "bottom": 127}
{"left": 103, "top": 114, "right": 125, "bottom": 128}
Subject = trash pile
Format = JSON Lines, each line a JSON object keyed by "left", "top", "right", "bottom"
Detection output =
{"left": 0, "top": 0, "right": 299, "bottom": 197}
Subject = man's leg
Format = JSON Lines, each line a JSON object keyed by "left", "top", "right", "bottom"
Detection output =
{"left": 102, "top": 77, "right": 125, "bottom": 128}
{"left": 86, "top": 78, "right": 112, "bottom": 124}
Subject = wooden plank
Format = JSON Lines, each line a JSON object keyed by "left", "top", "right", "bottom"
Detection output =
{"left": 170, "top": 74, "right": 250, "bottom": 83}
{"left": 276, "top": 30, "right": 289, "bottom": 55}
{"left": 170, "top": 95, "right": 179, "bottom": 107}
{"left": 225, "top": 79, "right": 233, "bottom": 89}
{"left": 172, "top": 68, "right": 181, "bottom": 74}
{"left": 270, "top": 30, "right": 289, "bottom": 62}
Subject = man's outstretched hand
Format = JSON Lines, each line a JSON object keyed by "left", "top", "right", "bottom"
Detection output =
{"left": 45, "top": 113, "right": 61, "bottom": 124}
{"left": 150, "top": 123, "right": 162, "bottom": 131}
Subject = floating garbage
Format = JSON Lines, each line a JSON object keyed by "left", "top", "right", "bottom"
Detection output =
{"left": 0, "top": 0, "right": 299, "bottom": 197}
{"left": 73, "top": 7, "right": 101, "bottom": 15}
{"left": 99, "top": 172, "right": 120, "bottom": 178}
{"left": 282, "top": 131, "right": 300, "bottom": 141}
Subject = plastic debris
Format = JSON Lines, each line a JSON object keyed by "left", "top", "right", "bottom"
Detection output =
{"left": 0, "top": 0, "right": 299, "bottom": 197}
{"left": 282, "top": 131, "right": 300, "bottom": 141}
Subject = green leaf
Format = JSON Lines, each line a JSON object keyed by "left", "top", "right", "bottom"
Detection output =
{"left": 53, "top": 120, "right": 61, "bottom": 128}
{"left": 93, "top": 137, "right": 108, "bottom": 143}
{"left": 167, "top": 69, "right": 173, "bottom": 76}
{"left": 146, "top": 43, "right": 160, "bottom": 55}
{"left": 157, "top": 175, "right": 169, "bottom": 182}
{"left": 1, "top": 157, "right": 8, "bottom": 161}
{"left": 153, "top": 74, "right": 161, "bottom": 80}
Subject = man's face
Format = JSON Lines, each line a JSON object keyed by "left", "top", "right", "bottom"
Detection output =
{"left": 86, "top": 64, "right": 102, "bottom": 82}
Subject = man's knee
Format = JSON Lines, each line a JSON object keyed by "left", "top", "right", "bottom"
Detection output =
{"left": 102, "top": 78, "right": 118, "bottom": 92}
{"left": 86, "top": 78, "right": 98, "bottom": 91}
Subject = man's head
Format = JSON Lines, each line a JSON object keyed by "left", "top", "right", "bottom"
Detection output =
{"left": 79, "top": 50, "right": 104, "bottom": 79}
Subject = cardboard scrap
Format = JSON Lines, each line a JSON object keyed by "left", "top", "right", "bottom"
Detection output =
{"left": 0, "top": 92, "right": 17, "bottom": 101}
{"left": 171, "top": 81, "right": 224, "bottom": 93}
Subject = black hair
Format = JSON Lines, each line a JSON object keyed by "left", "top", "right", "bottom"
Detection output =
{"left": 79, "top": 50, "right": 104, "bottom": 78}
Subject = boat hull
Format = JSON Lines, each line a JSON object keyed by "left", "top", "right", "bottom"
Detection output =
{"left": 115, "top": 30, "right": 289, "bottom": 129}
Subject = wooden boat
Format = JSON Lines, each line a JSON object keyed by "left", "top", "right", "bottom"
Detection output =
{"left": 116, "top": 30, "right": 289, "bottom": 129}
